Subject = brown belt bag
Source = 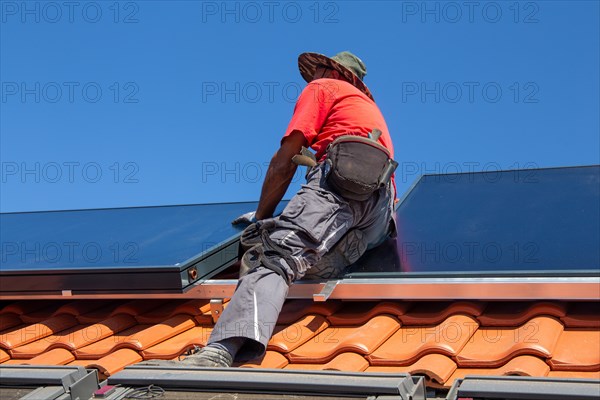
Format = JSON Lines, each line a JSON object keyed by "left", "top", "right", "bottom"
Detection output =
{"left": 325, "top": 133, "right": 398, "bottom": 201}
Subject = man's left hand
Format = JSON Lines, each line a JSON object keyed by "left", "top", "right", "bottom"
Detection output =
{"left": 232, "top": 211, "right": 258, "bottom": 226}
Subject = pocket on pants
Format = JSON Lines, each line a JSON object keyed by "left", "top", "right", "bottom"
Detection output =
{"left": 279, "top": 187, "right": 344, "bottom": 243}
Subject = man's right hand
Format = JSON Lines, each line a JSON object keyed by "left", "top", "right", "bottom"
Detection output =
{"left": 232, "top": 211, "right": 257, "bottom": 226}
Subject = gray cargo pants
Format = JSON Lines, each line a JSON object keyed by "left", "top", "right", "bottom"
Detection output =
{"left": 208, "top": 163, "right": 395, "bottom": 361}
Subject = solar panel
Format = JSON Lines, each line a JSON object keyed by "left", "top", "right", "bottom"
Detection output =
{"left": 0, "top": 201, "right": 287, "bottom": 294}
{"left": 2, "top": 165, "right": 598, "bottom": 297}
{"left": 347, "top": 165, "right": 600, "bottom": 276}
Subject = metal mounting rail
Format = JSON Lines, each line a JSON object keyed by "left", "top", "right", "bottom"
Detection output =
{"left": 313, "top": 280, "right": 340, "bottom": 302}
{"left": 206, "top": 276, "right": 600, "bottom": 300}
{"left": 1, "top": 276, "right": 599, "bottom": 300}
{"left": 109, "top": 367, "right": 426, "bottom": 399}
{"left": 446, "top": 376, "right": 600, "bottom": 400}
{"left": 0, "top": 365, "right": 99, "bottom": 400}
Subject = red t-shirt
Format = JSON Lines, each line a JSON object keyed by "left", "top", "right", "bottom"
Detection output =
{"left": 283, "top": 78, "right": 396, "bottom": 192}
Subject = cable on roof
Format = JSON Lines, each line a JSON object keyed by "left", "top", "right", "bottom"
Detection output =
{"left": 123, "top": 384, "right": 165, "bottom": 399}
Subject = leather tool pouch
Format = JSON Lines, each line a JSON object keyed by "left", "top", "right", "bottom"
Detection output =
{"left": 325, "top": 133, "right": 398, "bottom": 201}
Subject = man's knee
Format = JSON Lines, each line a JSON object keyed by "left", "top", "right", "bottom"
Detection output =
{"left": 303, "top": 229, "right": 368, "bottom": 280}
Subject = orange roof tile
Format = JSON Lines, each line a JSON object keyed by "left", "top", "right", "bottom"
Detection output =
{"left": 320, "top": 352, "right": 369, "bottom": 371}
{"left": 0, "top": 313, "right": 22, "bottom": 331}
{"left": 239, "top": 351, "right": 289, "bottom": 369}
{"left": 54, "top": 300, "right": 117, "bottom": 317}
{"left": 2, "top": 359, "right": 33, "bottom": 365}
{"left": 288, "top": 314, "right": 400, "bottom": 363}
{"left": 67, "top": 359, "right": 97, "bottom": 367}
{"left": 1, "top": 301, "right": 62, "bottom": 316}
{"left": 399, "top": 302, "right": 485, "bottom": 326}
{"left": 448, "top": 355, "right": 551, "bottom": 382}
{"left": 72, "top": 300, "right": 164, "bottom": 323}
{"left": 121, "top": 315, "right": 198, "bottom": 350}
{"left": 327, "top": 301, "right": 411, "bottom": 325}
{"left": 548, "top": 370, "right": 600, "bottom": 379}
{"left": 455, "top": 316, "right": 564, "bottom": 367}
{"left": 547, "top": 329, "right": 600, "bottom": 371}
{"left": 10, "top": 324, "right": 86, "bottom": 358}
{"left": 19, "top": 303, "right": 65, "bottom": 323}
{"left": 277, "top": 300, "right": 343, "bottom": 325}
{"left": 368, "top": 314, "right": 478, "bottom": 366}
{"left": 367, "top": 354, "right": 457, "bottom": 385}
{"left": 76, "top": 304, "right": 119, "bottom": 324}
{"left": 0, "top": 314, "right": 78, "bottom": 349}
{"left": 26, "top": 348, "right": 75, "bottom": 365}
{"left": 135, "top": 299, "right": 215, "bottom": 324}
{"left": 561, "top": 302, "right": 600, "bottom": 328}
{"left": 285, "top": 352, "right": 369, "bottom": 371}
{"left": 477, "top": 301, "right": 567, "bottom": 327}
{"left": 0, "top": 299, "right": 597, "bottom": 389}
{"left": 107, "top": 300, "right": 167, "bottom": 317}
{"left": 63, "top": 314, "right": 138, "bottom": 349}
{"left": 88, "top": 349, "right": 142, "bottom": 378}
{"left": 141, "top": 326, "right": 213, "bottom": 360}
{"left": 75, "top": 314, "right": 196, "bottom": 358}
{"left": 10, "top": 314, "right": 137, "bottom": 358}
{"left": 269, "top": 314, "right": 329, "bottom": 353}
{"left": 0, "top": 348, "right": 9, "bottom": 363}
{"left": 74, "top": 325, "right": 151, "bottom": 359}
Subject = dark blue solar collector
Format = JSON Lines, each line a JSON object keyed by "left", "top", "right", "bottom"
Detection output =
{"left": 347, "top": 165, "right": 600, "bottom": 276}
{"left": 0, "top": 202, "right": 286, "bottom": 294}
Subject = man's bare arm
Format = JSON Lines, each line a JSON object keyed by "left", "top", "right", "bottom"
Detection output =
{"left": 255, "top": 131, "right": 307, "bottom": 220}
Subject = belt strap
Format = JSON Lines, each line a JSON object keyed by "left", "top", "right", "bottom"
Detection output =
{"left": 291, "top": 146, "right": 317, "bottom": 168}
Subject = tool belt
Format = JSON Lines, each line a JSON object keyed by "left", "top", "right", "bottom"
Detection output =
{"left": 292, "top": 129, "right": 398, "bottom": 201}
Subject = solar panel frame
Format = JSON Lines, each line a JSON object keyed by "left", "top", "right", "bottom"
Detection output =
{"left": 346, "top": 164, "right": 600, "bottom": 277}
{"left": 1, "top": 165, "right": 598, "bottom": 299}
{"left": 0, "top": 201, "right": 287, "bottom": 295}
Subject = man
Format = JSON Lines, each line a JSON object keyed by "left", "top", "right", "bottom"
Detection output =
{"left": 148, "top": 51, "right": 396, "bottom": 367}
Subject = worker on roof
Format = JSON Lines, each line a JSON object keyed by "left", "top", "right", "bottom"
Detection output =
{"left": 145, "top": 51, "right": 397, "bottom": 367}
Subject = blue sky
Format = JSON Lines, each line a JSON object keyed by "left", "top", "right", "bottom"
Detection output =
{"left": 1, "top": 0, "right": 598, "bottom": 212}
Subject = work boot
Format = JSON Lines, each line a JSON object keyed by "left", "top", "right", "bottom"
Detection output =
{"left": 179, "top": 346, "right": 233, "bottom": 367}
{"left": 137, "top": 346, "right": 233, "bottom": 368}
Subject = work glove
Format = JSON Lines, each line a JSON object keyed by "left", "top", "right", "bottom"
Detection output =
{"left": 232, "top": 211, "right": 257, "bottom": 226}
